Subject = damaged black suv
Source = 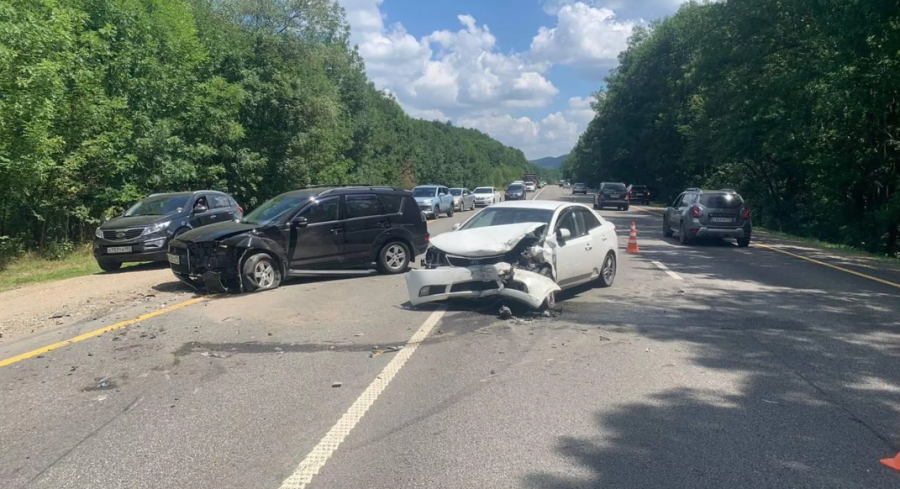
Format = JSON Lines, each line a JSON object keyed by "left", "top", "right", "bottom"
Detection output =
{"left": 167, "top": 186, "right": 430, "bottom": 292}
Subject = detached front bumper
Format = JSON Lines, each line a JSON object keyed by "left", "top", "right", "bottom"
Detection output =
{"left": 406, "top": 263, "right": 560, "bottom": 309}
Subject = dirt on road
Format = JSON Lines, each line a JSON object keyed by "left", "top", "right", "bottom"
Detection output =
{"left": 0, "top": 264, "right": 195, "bottom": 343}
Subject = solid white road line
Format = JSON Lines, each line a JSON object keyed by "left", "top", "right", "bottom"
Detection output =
{"left": 651, "top": 260, "right": 683, "bottom": 281}
{"left": 278, "top": 307, "right": 447, "bottom": 489}
{"left": 531, "top": 185, "right": 548, "bottom": 200}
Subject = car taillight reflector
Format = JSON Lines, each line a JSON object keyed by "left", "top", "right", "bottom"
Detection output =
{"left": 692, "top": 205, "right": 701, "bottom": 218}
{"left": 742, "top": 208, "right": 751, "bottom": 219}
{"left": 238, "top": 206, "right": 244, "bottom": 214}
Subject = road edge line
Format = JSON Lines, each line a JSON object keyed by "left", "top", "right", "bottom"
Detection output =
{"left": 651, "top": 260, "right": 684, "bottom": 280}
{"left": 278, "top": 306, "right": 447, "bottom": 489}
{"left": 0, "top": 296, "right": 208, "bottom": 369}
{"left": 754, "top": 243, "right": 900, "bottom": 291}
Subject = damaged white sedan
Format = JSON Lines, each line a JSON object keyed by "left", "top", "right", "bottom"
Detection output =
{"left": 406, "top": 200, "right": 618, "bottom": 309}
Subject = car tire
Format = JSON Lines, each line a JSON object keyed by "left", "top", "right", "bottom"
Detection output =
{"left": 377, "top": 241, "right": 410, "bottom": 274}
{"left": 539, "top": 266, "right": 557, "bottom": 310}
{"left": 98, "top": 261, "right": 122, "bottom": 272}
{"left": 598, "top": 252, "right": 616, "bottom": 288}
{"left": 241, "top": 253, "right": 282, "bottom": 292}
{"left": 447, "top": 205, "right": 454, "bottom": 217}
{"left": 433, "top": 206, "right": 439, "bottom": 219}
{"left": 679, "top": 221, "right": 691, "bottom": 245}
{"left": 624, "top": 204, "right": 630, "bottom": 211}
{"left": 663, "top": 217, "right": 674, "bottom": 238}
{"left": 737, "top": 237, "right": 751, "bottom": 248}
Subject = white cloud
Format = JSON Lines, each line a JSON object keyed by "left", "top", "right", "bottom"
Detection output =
{"left": 531, "top": 3, "right": 636, "bottom": 68}
{"left": 567, "top": 96, "right": 596, "bottom": 126}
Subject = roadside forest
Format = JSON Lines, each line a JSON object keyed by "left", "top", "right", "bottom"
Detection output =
{"left": 564, "top": 0, "right": 900, "bottom": 256}
{"left": 0, "top": 0, "right": 537, "bottom": 261}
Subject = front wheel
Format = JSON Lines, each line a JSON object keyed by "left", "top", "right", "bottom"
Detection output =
{"left": 539, "top": 267, "right": 556, "bottom": 310}
{"left": 598, "top": 252, "right": 616, "bottom": 288}
{"left": 447, "top": 205, "right": 454, "bottom": 217}
{"left": 98, "top": 260, "right": 122, "bottom": 272}
{"left": 241, "top": 253, "right": 282, "bottom": 292}
{"left": 377, "top": 241, "right": 410, "bottom": 274}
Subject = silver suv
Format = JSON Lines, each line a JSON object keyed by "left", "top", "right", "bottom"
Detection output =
{"left": 664, "top": 189, "right": 752, "bottom": 247}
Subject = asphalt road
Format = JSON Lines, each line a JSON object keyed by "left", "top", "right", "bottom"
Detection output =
{"left": 2, "top": 185, "right": 900, "bottom": 489}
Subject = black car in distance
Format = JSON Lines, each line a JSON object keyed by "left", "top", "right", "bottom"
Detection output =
{"left": 167, "top": 186, "right": 430, "bottom": 293}
{"left": 505, "top": 183, "right": 526, "bottom": 201}
{"left": 93, "top": 191, "right": 242, "bottom": 271}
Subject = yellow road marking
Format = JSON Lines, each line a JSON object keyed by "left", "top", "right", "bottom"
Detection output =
{"left": 636, "top": 205, "right": 900, "bottom": 290}
{"left": 754, "top": 243, "right": 900, "bottom": 291}
{"left": 0, "top": 296, "right": 207, "bottom": 369}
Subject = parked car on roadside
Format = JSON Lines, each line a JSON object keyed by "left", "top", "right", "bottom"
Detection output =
{"left": 449, "top": 188, "right": 476, "bottom": 212}
{"left": 594, "top": 182, "right": 630, "bottom": 210}
{"left": 505, "top": 183, "right": 527, "bottom": 201}
{"left": 664, "top": 188, "right": 752, "bottom": 247}
{"left": 93, "top": 191, "right": 242, "bottom": 272}
{"left": 413, "top": 185, "right": 455, "bottom": 219}
{"left": 473, "top": 187, "right": 500, "bottom": 206}
{"left": 407, "top": 200, "right": 618, "bottom": 309}
{"left": 167, "top": 186, "right": 430, "bottom": 293}
{"left": 627, "top": 184, "right": 652, "bottom": 205}
{"left": 572, "top": 183, "right": 588, "bottom": 195}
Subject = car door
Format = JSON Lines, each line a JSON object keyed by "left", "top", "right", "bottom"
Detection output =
{"left": 439, "top": 187, "right": 452, "bottom": 211}
{"left": 578, "top": 208, "right": 614, "bottom": 273}
{"left": 341, "top": 193, "right": 388, "bottom": 263}
{"left": 552, "top": 207, "right": 594, "bottom": 288}
{"left": 210, "top": 194, "right": 237, "bottom": 222}
{"left": 189, "top": 194, "right": 217, "bottom": 227}
{"left": 289, "top": 197, "right": 343, "bottom": 269}
{"left": 667, "top": 193, "right": 685, "bottom": 231}
{"left": 463, "top": 189, "right": 473, "bottom": 208}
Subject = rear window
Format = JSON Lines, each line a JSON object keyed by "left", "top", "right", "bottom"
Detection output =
{"left": 699, "top": 193, "right": 744, "bottom": 209}
{"left": 631, "top": 186, "right": 648, "bottom": 192}
{"left": 378, "top": 194, "right": 404, "bottom": 214}
{"left": 602, "top": 183, "right": 626, "bottom": 191}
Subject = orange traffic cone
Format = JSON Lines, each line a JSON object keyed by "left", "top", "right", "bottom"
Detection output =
{"left": 881, "top": 451, "right": 900, "bottom": 472}
{"left": 626, "top": 222, "right": 640, "bottom": 254}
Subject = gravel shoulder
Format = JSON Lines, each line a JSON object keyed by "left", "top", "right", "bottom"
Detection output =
{"left": 0, "top": 264, "right": 193, "bottom": 343}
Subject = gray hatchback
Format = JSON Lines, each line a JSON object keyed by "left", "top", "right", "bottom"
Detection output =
{"left": 663, "top": 189, "right": 751, "bottom": 247}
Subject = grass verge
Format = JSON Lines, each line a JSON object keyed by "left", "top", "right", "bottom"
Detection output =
{"left": 0, "top": 246, "right": 100, "bottom": 293}
{"left": 755, "top": 227, "right": 900, "bottom": 263}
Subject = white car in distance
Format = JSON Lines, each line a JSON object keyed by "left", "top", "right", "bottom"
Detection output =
{"left": 406, "top": 200, "right": 618, "bottom": 309}
{"left": 473, "top": 187, "right": 499, "bottom": 207}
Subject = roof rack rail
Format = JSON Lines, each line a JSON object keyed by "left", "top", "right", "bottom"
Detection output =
{"left": 310, "top": 185, "right": 409, "bottom": 194}
{"left": 685, "top": 187, "right": 701, "bottom": 192}
{"left": 720, "top": 188, "right": 737, "bottom": 193}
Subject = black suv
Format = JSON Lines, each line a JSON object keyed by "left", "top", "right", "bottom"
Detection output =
{"left": 93, "top": 191, "right": 242, "bottom": 271}
{"left": 167, "top": 186, "right": 430, "bottom": 292}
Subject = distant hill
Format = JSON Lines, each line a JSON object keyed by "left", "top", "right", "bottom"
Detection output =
{"left": 530, "top": 153, "right": 569, "bottom": 170}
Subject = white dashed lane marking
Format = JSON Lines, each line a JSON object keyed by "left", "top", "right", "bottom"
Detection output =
{"left": 651, "top": 260, "right": 684, "bottom": 280}
{"left": 278, "top": 307, "right": 447, "bottom": 489}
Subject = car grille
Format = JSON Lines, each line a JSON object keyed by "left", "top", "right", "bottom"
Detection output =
{"left": 447, "top": 255, "right": 505, "bottom": 267}
{"left": 102, "top": 228, "right": 145, "bottom": 241}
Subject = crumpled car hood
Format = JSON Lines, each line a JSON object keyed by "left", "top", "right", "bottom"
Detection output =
{"left": 430, "top": 222, "right": 545, "bottom": 257}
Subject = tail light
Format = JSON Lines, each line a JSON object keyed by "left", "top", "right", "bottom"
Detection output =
{"left": 742, "top": 208, "right": 751, "bottom": 220}
{"left": 692, "top": 205, "right": 701, "bottom": 218}
{"left": 237, "top": 206, "right": 244, "bottom": 215}
{"left": 645, "top": 191, "right": 650, "bottom": 196}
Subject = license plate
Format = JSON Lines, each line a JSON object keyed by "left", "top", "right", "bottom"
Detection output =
{"left": 167, "top": 253, "right": 180, "bottom": 265}
{"left": 711, "top": 217, "right": 733, "bottom": 223}
{"left": 610, "top": 194, "right": 620, "bottom": 198}
{"left": 107, "top": 246, "right": 132, "bottom": 254}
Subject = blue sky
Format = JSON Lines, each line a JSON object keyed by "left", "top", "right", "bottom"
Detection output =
{"left": 339, "top": 0, "right": 685, "bottom": 159}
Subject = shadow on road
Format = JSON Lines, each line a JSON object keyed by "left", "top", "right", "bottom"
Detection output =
{"left": 522, "top": 208, "right": 900, "bottom": 489}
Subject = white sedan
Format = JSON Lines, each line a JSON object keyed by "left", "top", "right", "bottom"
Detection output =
{"left": 406, "top": 200, "right": 618, "bottom": 309}
{"left": 472, "top": 186, "right": 500, "bottom": 206}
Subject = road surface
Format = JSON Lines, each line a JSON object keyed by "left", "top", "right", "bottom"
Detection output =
{"left": 2, "top": 185, "right": 900, "bottom": 489}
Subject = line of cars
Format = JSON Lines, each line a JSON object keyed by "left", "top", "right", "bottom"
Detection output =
{"left": 93, "top": 181, "right": 618, "bottom": 310}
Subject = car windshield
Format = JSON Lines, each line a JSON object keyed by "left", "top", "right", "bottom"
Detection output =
{"left": 507, "top": 184, "right": 524, "bottom": 192}
{"left": 242, "top": 195, "right": 307, "bottom": 225}
{"left": 474, "top": 188, "right": 493, "bottom": 194}
{"left": 450, "top": 189, "right": 463, "bottom": 196}
{"left": 700, "top": 193, "right": 744, "bottom": 209}
{"left": 461, "top": 207, "right": 554, "bottom": 230}
{"left": 412, "top": 187, "right": 437, "bottom": 198}
{"left": 124, "top": 195, "right": 189, "bottom": 216}
{"left": 603, "top": 183, "right": 626, "bottom": 191}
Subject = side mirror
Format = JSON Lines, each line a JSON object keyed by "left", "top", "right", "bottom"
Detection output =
{"left": 452, "top": 223, "right": 461, "bottom": 231}
{"left": 291, "top": 216, "right": 309, "bottom": 228}
{"left": 557, "top": 228, "right": 572, "bottom": 241}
